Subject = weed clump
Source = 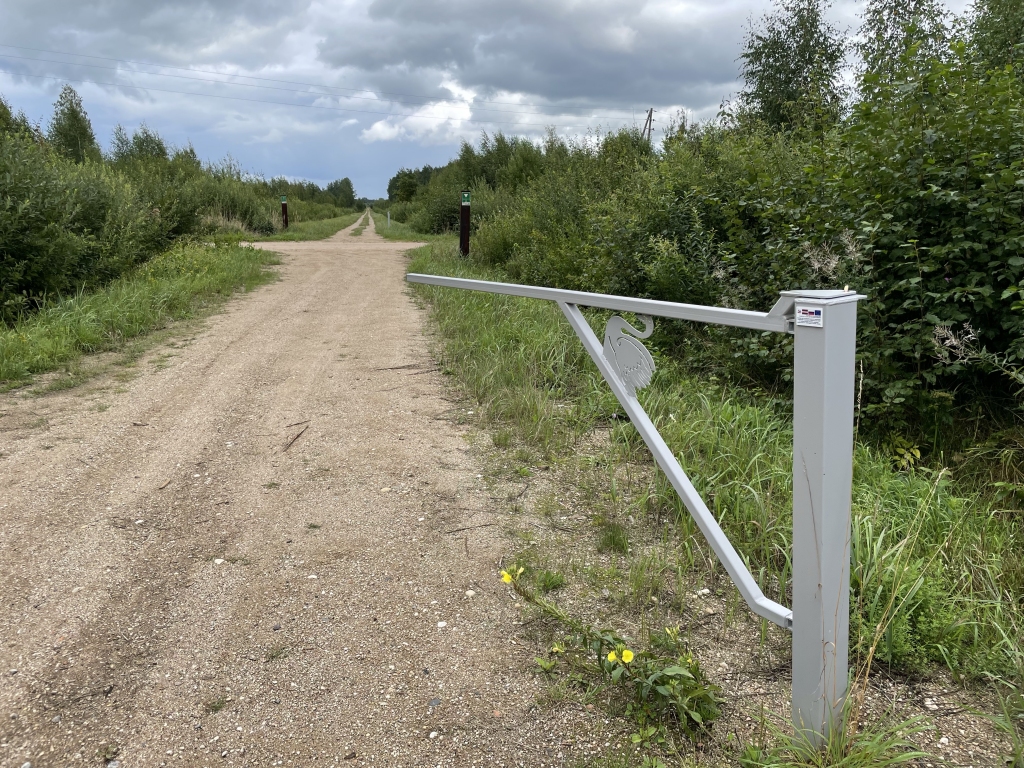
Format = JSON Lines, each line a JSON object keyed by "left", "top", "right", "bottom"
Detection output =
{"left": 204, "top": 697, "right": 228, "bottom": 714}
{"left": 505, "top": 568, "right": 721, "bottom": 745}
{"left": 597, "top": 520, "right": 629, "bottom": 555}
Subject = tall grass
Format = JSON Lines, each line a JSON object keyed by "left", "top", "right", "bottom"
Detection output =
{"left": 368, "top": 209, "right": 444, "bottom": 243}
{"left": 0, "top": 242, "right": 277, "bottom": 383}
{"left": 253, "top": 212, "right": 363, "bottom": 242}
{"left": 409, "top": 240, "right": 1024, "bottom": 685}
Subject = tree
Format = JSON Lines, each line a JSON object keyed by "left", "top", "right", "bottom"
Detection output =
{"left": 0, "top": 95, "right": 42, "bottom": 140}
{"left": 970, "top": 0, "right": 1024, "bottom": 70}
{"left": 326, "top": 177, "right": 355, "bottom": 207}
{"left": 387, "top": 168, "right": 420, "bottom": 202}
{"left": 857, "top": 0, "right": 948, "bottom": 86}
{"left": 0, "top": 95, "right": 13, "bottom": 134}
{"left": 46, "top": 85, "right": 100, "bottom": 163}
{"left": 738, "top": 0, "right": 847, "bottom": 131}
{"left": 109, "top": 123, "right": 168, "bottom": 165}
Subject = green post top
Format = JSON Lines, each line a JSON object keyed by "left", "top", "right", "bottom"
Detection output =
{"left": 461, "top": 191, "right": 471, "bottom": 205}
{"left": 280, "top": 195, "right": 287, "bottom": 204}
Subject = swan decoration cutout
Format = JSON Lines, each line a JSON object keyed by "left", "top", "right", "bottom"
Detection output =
{"left": 603, "top": 314, "right": 655, "bottom": 397}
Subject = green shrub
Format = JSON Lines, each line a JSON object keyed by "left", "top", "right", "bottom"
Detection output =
{"left": 809, "top": 45, "right": 1024, "bottom": 427}
{"left": 0, "top": 91, "right": 359, "bottom": 329}
{"left": 408, "top": 165, "right": 464, "bottom": 234}
{"left": 0, "top": 133, "right": 164, "bottom": 320}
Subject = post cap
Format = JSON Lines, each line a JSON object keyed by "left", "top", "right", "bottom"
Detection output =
{"left": 768, "top": 289, "right": 865, "bottom": 319}
{"left": 779, "top": 289, "right": 860, "bottom": 300}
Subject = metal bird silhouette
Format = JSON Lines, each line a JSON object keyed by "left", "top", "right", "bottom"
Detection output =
{"left": 603, "top": 314, "right": 655, "bottom": 397}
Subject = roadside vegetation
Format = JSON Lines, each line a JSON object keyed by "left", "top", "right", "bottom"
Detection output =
{"left": 397, "top": 0, "right": 1024, "bottom": 763}
{"left": 0, "top": 242, "right": 277, "bottom": 386}
{"left": 1, "top": 85, "right": 358, "bottom": 385}
{"left": 367, "top": 209, "right": 446, "bottom": 243}
{"left": 389, "top": 0, "right": 1024, "bottom": 464}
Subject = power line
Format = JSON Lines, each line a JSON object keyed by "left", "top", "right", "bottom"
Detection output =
{"left": 0, "top": 53, "right": 626, "bottom": 119}
{"left": 0, "top": 43, "right": 642, "bottom": 115}
{"left": 0, "top": 68, "right": 640, "bottom": 131}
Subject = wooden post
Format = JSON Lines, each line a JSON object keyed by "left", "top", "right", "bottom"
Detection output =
{"left": 459, "top": 190, "right": 470, "bottom": 256}
{"left": 280, "top": 195, "right": 289, "bottom": 229}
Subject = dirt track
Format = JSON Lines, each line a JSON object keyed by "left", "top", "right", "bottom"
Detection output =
{"left": 0, "top": 216, "right": 604, "bottom": 767}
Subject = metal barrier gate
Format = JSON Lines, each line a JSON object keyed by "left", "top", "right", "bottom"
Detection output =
{"left": 407, "top": 273, "right": 863, "bottom": 743}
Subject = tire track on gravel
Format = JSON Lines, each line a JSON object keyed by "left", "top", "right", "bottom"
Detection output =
{"left": 0, "top": 215, "right": 612, "bottom": 767}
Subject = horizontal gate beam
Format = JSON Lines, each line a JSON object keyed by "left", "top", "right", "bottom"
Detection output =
{"left": 407, "top": 274, "right": 795, "bottom": 333}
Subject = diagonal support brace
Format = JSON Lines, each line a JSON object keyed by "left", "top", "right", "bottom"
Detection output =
{"left": 558, "top": 301, "right": 793, "bottom": 629}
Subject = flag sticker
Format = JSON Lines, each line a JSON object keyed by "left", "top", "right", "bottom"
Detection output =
{"left": 795, "top": 305, "right": 824, "bottom": 328}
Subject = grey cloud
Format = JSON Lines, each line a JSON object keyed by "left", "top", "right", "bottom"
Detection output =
{"left": 315, "top": 0, "right": 763, "bottom": 115}
{"left": 0, "top": 0, "right": 310, "bottom": 68}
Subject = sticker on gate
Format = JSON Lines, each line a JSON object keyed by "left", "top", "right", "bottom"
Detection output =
{"left": 795, "top": 305, "right": 824, "bottom": 328}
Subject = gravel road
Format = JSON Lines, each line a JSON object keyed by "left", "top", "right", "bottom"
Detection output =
{"left": 0, "top": 216, "right": 604, "bottom": 767}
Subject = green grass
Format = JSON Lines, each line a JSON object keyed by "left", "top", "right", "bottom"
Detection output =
{"left": 368, "top": 209, "right": 446, "bottom": 243}
{"left": 407, "top": 239, "right": 1024, "bottom": 686}
{"left": 0, "top": 242, "right": 278, "bottom": 385}
{"left": 741, "top": 702, "right": 931, "bottom": 768}
{"left": 597, "top": 520, "right": 630, "bottom": 554}
{"left": 536, "top": 569, "right": 567, "bottom": 593}
{"left": 252, "top": 211, "right": 363, "bottom": 242}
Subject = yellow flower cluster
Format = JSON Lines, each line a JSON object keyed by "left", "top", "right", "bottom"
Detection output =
{"left": 607, "top": 648, "right": 634, "bottom": 664}
{"left": 499, "top": 566, "right": 525, "bottom": 584}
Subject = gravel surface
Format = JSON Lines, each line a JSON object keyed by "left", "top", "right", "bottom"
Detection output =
{"left": 0, "top": 217, "right": 609, "bottom": 767}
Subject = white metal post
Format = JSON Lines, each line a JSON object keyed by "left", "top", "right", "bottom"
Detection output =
{"left": 788, "top": 290, "right": 861, "bottom": 743}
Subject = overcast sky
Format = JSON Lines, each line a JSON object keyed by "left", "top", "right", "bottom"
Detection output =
{"left": 0, "top": 0, "right": 973, "bottom": 198}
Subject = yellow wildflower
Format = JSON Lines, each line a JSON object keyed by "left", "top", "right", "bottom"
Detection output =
{"left": 501, "top": 570, "right": 513, "bottom": 583}
{"left": 621, "top": 649, "right": 634, "bottom": 663}
{"left": 607, "top": 650, "right": 618, "bottom": 663}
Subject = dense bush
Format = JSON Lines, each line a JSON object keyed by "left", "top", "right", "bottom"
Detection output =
{"left": 0, "top": 132, "right": 164, "bottom": 319}
{"left": 810, "top": 46, "right": 1024, "bottom": 423}
{"left": 1, "top": 88, "right": 358, "bottom": 323}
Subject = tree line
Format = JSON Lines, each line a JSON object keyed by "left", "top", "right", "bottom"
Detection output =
{"left": 1, "top": 86, "right": 357, "bottom": 322}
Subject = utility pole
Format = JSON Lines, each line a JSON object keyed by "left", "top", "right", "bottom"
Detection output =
{"left": 641, "top": 108, "right": 654, "bottom": 142}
